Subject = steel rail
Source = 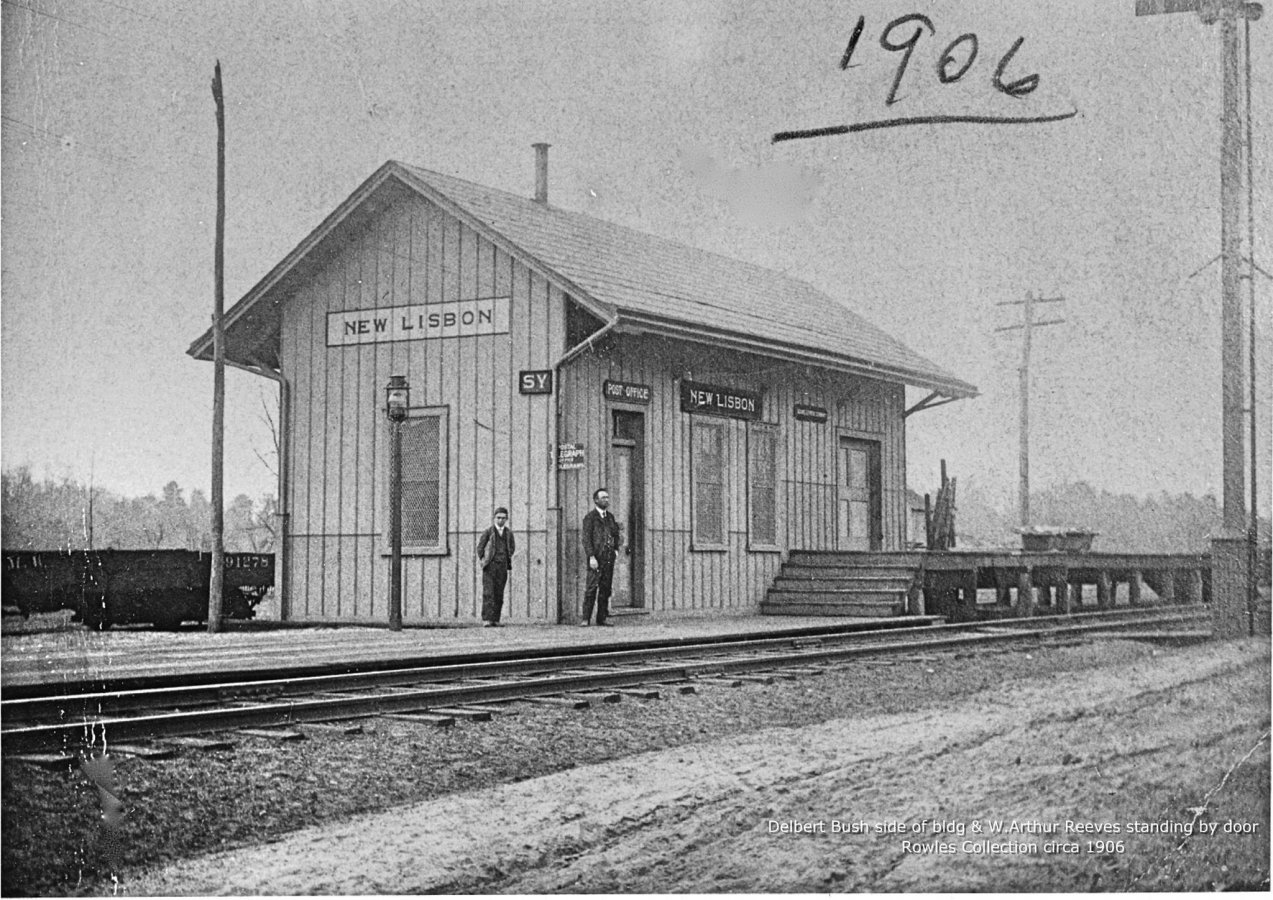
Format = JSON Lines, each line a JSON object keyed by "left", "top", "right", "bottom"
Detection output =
{"left": 5, "top": 602, "right": 1198, "bottom": 700}
{"left": 1, "top": 606, "right": 1210, "bottom": 754}
{"left": 0, "top": 617, "right": 948, "bottom": 700}
{"left": 1, "top": 606, "right": 1205, "bottom": 723}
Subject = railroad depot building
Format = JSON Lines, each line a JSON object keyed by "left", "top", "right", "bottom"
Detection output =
{"left": 188, "top": 152, "right": 977, "bottom": 625}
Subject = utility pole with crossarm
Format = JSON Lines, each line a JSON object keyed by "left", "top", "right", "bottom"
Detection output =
{"left": 995, "top": 292, "right": 1066, "bottom": 530}
{"left": 1135, "top": 0, "right": 1263, "bottom": 635}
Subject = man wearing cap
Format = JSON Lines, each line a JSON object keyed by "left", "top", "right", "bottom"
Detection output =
{"left": 476, "top": 507, "right": 516, "bottom": 627}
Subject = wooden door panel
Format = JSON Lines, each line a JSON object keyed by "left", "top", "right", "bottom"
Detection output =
{"left": 838, "top": 438, "right": 879, "bottom": 551}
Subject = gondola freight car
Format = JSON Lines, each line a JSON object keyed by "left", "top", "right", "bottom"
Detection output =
{"left": 2, "top": 549, "right": 274, "bottom": 629}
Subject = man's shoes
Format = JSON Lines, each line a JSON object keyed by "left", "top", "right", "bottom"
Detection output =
{"left": 578, "top": 621, "right": 590, "bottom": 627}
{"left": 597, "top": 621, "right": 614, "bottom": 627}
{"left": 482, "top": 621, "right": 496, "bottom": 628}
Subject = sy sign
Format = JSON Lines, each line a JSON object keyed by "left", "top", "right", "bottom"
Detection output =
{"left": 519, "top": 370, "right": 553, "bottom": 395}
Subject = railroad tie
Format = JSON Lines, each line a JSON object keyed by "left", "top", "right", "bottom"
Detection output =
{"left": 523, "top": 696, "right": 591, "bottom": 709}
{"left": 297, "top": 721, "right": 365, "bottom": 736}
{"left": 617, "top": 688, "right": 662, "bottom": 700}
{"left": 107, "top": 743, "right": 179, "bottom": 760}
{"left": 427, "top": 707, "right": 494, "bottom": 722}
{"left": 235, "top": 728, "right": 306, "bottom": 742}
{"left": 766, "top": 670, "right": 807, "bottom": 681}
{"left": 653, "top": 682, "right": 698, "bottom": 695}
{"left": 574, "top": 691, "right": 622, "bottom": 704}
{"left": 383, "top": 712, "right": 456, "bottom": 728}
{"left": 8, "top": 753, "right": 77, "bottom": 770}
{"left": 696, "top": 676, "right": 746, "bottom": 688}
{"left": 165, "top": 736, "right": 235, "bottom": 751}
{"left": 446, "top": 704, "right": 519, "bottom": 716}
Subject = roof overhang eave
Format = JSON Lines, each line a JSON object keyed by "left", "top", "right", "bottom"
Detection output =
{"left": 188, "top": 160, "right": 617, "bottom": 365}
{"left": 614, "top": 313, "right": 979, "bottom": 400}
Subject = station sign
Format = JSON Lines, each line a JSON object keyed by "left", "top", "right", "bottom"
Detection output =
{"left": 793, "top": 403, "right": 829, "bottom": 424}
{"left": 326, "top": 296, "right": 510, "bottom": 346}
{"left": 519, "top": 370, "right": 554, "bottom": 394}
{"left": 557, "top": 442, "right": 586, "bottom": 470}
{"left": 603, "top": 380, "right": 652, "bottom": 404}
{"left": 679, "top": 380, "right": 762, "bottom": 420}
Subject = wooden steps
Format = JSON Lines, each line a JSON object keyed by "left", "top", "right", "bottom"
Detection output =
{"left": 761, "top": 552, "right": 922, "bottom": 618}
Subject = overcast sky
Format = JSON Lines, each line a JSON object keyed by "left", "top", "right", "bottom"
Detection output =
{"left": 2, "top": 0, "right": 1270, "bottom": 518}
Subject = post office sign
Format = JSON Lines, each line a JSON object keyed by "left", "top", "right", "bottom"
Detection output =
{"left": 603, "top": 380, "right": 652, "bottom": 404}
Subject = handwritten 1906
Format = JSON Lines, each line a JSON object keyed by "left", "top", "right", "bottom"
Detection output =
{"left": 774, "top": 12, "right": 1077, "bottom": 143}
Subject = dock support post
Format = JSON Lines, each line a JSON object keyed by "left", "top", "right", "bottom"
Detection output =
{"left": 995, "top": 571, "right": 1012, "bottom": 607}
{"left": 1097, "top": 571, "right": 1113, "bottom": 610}
{"left": 1129, "top": 571, "right": 1144, "bottom": 608}
{"left": 1159, "top": 570, "right": 1176, "bottom": 605}
{"left": 964, "top": 571, "right": 979, "bottom": 620}
{"left": 1059, "top": 569, "right": 1072, "bottom": 615}
{"left": 1017, "top": 568, "right": 1035, "bottom": 617}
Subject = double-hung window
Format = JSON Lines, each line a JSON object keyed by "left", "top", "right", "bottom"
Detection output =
{"left": 748, "top": 423, "right": 778, "bottom": 549}
{"left": 691, "top": 418, "right": 727, "bottom": 549}
{"left": 398, "top": 407, "right": 448, "bottom": 553}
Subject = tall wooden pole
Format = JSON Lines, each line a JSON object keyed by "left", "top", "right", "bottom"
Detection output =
{"left": 995, "top": 292, "right": 1065, "bottom": 530}
{"left": 1220, "top": 11, "right": 1246, "bottom": 536}
{"left": 1245, "top": 14, "right": 1259, "bottom": 635}
{"left": 1018, "top": 292, "right": 1034, "bottom": 530}
{"left": 1135, "top": 0, "right": 1261, "bottom": 636}
{"left": 208, "top": 61, "right": 226, "bottom": 633}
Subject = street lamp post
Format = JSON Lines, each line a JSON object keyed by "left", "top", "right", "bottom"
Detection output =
{"left": 385, "top": 375, "right": 410, "bottom": 630}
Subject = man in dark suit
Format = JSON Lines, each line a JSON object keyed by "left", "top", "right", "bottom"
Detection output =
{"left": 476, "top": 507, "right": 515, "bottom": 627}
{"left": 581, "top": 488, "right": 621, "bottom": 626}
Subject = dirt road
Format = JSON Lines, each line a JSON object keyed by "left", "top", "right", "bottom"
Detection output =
{"left": 125, "top": 638, "right": 1269, "bottom": 894}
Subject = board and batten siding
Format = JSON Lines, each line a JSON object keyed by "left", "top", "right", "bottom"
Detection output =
{"left": 279, "top": 192, "right": 564, "bottom": 623}
{"left": 556, "top": 335, "right": 908, "bottom": 619}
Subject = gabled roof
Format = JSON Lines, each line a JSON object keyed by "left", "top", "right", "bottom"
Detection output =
{"left": 189, "top": 160, "right": 977, "bottom": 398}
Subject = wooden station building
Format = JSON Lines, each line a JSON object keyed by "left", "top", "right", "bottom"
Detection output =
{"left": 188, "top": 149, "right": 977, "bottom": 625}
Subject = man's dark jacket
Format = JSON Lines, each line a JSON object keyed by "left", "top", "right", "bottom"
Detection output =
{"left": 477, "top": 526, "right": 516, "bottom": 569}
{"left": 582, "top": 508, "right": 620, "bottom": 560}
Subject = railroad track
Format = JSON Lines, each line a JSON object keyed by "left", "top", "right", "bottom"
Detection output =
{"left": 1, "top": 605, "right": 1210, "bottom": 757}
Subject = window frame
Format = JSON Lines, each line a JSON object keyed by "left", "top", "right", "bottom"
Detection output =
{"left": 747, "top": 421, "right": 781, "bottom": 552}
{"left": 384, "top": 405, "right": 450, "bottom": 557}
{"left": 690, "top": 416, "right": 728, "bottom": 552}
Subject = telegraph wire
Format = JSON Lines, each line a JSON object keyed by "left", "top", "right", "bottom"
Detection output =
{"left": 0, "top": 0, "right": 115, "bottom": 38}
{"left": 92, "top": 0, "right": 167, "bottom": 24}
{"left": 2, "top": 113, "right": 136, "bottom": 167}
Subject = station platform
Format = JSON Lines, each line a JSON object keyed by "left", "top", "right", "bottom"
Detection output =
{"left": 0, "top": 612, "right": 937, "bottom": 691}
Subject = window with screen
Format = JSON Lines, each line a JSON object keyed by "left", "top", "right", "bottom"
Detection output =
{"left": 748, "top": 424, "right": 778, "bottom": 548}
{"left": 692, "top": 419, "right": 726, "bottom": 548}
{"left": 399, "top": 408, "right": 447, "bottom": 551}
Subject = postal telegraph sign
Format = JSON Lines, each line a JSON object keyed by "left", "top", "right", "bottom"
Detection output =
{"left": 557, "top": 443, "right": 585, "bottom": 470}
{"left": 679, "top": 380, "right": 762, "bottom": 420}
{"left": 327, "top": 297, "right": 511, "bottom": 346}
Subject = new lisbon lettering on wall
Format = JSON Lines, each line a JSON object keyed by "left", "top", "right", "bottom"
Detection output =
{"left": 326, "top": 297, "right": 511, "bottom": 346}
{"left": 679, "top": 380, "right": 763, "bottom": 420}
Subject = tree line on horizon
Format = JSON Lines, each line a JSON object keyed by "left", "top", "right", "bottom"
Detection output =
{"left": 953, "top": 479, "right": 1271, "bottom": 554}
{"left": 1, "top": 466, "right": 276, "bottom": 554}
{"left": 4, "top": 466, "right": 1267, "bottom": 558}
